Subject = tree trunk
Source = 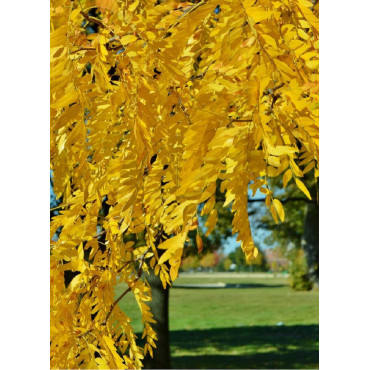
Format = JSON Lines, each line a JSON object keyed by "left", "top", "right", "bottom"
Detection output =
{"left": 302, "top": 202, "right": 319, "bottom": 286}
{"left": 144, "top": 272, "right": 171, "bottom": 369}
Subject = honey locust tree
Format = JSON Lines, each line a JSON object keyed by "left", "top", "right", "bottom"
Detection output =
{"left": 50, "top": 0, "right": 319, "bottom": 369}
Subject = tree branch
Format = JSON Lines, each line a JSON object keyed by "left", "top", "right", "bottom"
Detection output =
{"left": 80, "top": 10, "right": 106, "bottom": 29}
{"left": 93, "top": 229, "right": 106, "bottom": 238}
{"left": 215, "top": 194, "right": 315, "bottom": 205}
{"left": 103, "top": 249, "right": 150, "bottom": 325}
{"left": 248, "top": 197, "right": 315, "bottom": 204}
{"left": 231, "top": 119, "right": 253, "bottom": 122}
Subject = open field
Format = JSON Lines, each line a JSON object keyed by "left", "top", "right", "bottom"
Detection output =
{"left": 114, "top": 274, "right": 319, "bottom": 369}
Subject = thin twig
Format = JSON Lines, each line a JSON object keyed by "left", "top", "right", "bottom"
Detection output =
{"left": 116, "top": 258, "right": 139, "bottom": 274}
{"left": 93, "top": 229, "right": 107, "bottom": 238}
{"left": 231, "top": 119, "right": 253, "bottom": 122}
{"left": 69, "top": 43, "right": 123, "bottom": 55}
{"left": 103, "top": 286, "right": 131, "bottom": 325}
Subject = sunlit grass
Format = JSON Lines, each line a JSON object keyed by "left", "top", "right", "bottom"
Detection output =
{"left": 115, "top": 274, "right": 319, "bottom": 369}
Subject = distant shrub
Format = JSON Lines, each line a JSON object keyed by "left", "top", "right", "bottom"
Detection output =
{"left": 180, "top": 255, "right": 199, "bottom": 272}
{"left": 223, "top": 258, "right": 232, "bottom": 271}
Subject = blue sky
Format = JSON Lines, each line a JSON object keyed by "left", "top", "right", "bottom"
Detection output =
{"left": 221, "top": 187, "right": 270, "bottom": 254}
{"left": 222, "top": 226, "right": 270, "bottom": 254}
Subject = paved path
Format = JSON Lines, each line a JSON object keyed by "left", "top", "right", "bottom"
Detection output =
{"left": 178, "top": 272, "right": 289, "bottom": 279}
{"left": 174, "top": 282, "right": 286, "bottom": 289}
{"left": 174, "top": 282, "right": 226, "bottom": 288}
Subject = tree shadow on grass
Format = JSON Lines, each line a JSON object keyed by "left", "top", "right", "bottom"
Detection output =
{"left": 170, "top": 325, "right": 319, "bottom": 369}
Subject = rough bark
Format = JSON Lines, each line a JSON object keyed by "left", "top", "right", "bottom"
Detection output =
{"left": 144, "top": 273, "right": 171, "bottom": 369}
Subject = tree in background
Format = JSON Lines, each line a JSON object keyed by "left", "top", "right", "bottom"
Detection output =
{"left": 255, "top": 172, "right": 318, "bottom": 287}
{"left": 180, "top": 255, "right": 199, "bottom": 271}
{"left": 50, "top": 0, "right": 319, "bottom": 368}
{"left": 289, "top": 248, "right": 313, "bottom": 290}
{"left": 229, "top": 245, "right": 268, "bottom": 272}
{"left": 199, "top": 251, "right": 219, "bottom": 270}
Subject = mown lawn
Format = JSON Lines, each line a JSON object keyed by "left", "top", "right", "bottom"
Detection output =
{"left": 114, "top": 274, "right": 319, "bottom": 369}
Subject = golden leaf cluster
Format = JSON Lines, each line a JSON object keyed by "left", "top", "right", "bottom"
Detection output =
{"left": 50, "top": 0, "right": 318, "bottom": 368}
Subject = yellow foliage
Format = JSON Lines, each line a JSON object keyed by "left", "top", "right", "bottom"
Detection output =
{"left": 50, "top": 0, "right": 319, "bottom": 368}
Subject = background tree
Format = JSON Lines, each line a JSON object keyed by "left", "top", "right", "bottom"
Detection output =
{"left": 229, "top": 245, "right": 268, "bottom": 272}
{"left": 199, "top": 251, "right": 219, "bottom": 270}
{"left": 255, "top": 172, "right": 319, "bottom": 287}
{"left": 180, "top": 255, "right": 199, "bottom": 271}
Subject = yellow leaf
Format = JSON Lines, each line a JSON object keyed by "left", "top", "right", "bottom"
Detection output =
{"left": 303, "top": 161, "right": 315, "bottom": 174}
{"left": 128, "top": 0, "right": 140, "bottom": 12}
{"left": 158, "top": 234, "right": 185, "bottom": 264}
{"left": 69, "top": 273, "right": 83, "bottom": 290}
{"left": 295, "top": 178, "right": 312, "bottom": 200}
{"left": 99, "top": 44, "right": 108, "bottom": 61}
{"left": 261, "top": 34, "right": 277, "bottom": 48}
{"left": 298, "top": 29, "right": 309, "bottom": 41}
{"left": 268, "top": 145, "right": 298, "bottom": 156}
{"left": 205, "top": 209, "right": 218, "bottom": 237}
{"left": 70, "top": 9, "right": 81, "bottom": 21}
{"left": 146, "top": 31, "right": 156, "bottom": 40}
{"left": 306, "top": 59, "right": 319, "bottom": 69}
{"left": 283, "top": 169, "right": 292, "bottom": 187}
{"left": 297, "top": 0, "right": 319, "bottom": 32}
{"left": 102, "top": 335, "right": 126, "bottom": 369}
{"left": 57, "top": 133, "right": 66, "bottom": 154}
{"left": 274, "top": 59, "right": 296, "bottom": 76}
{"left": 201, "top": 196, "right": 215, "bottom": 216}
{"left": 290, "top": 160, "right": 303, "bottom": 177}
{"left": 273, "top": 199, "right": 285, "bottom": 222}
{"left": 270, "top": 204, "right": 278, "bottom": 224}
{"left": 147, "top": 344, "right": 153, "bottom": 358}
{"left": 267, "top": 156, "right": 281, "bottom": 168}
{"left": 265, "top": 194, "right": 271, "bottom": 207}
{"left": 208, "top": 83, "right": 224, "bottom": 92}
{"left": 120, "top": 35, "right": 138, "bottom": 46}
{"left": 170, "top": 264, "right": 179, "bottom": 281}
{"left": 247, "top": 8, "right": 273, "bottom": 23}
{"left": 196, "top": 234, "right": 203, "bottom": 253}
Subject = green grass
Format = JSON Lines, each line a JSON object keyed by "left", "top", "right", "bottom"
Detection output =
{"left": 114, "top": 274, "right": 319, "bottom": 369}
